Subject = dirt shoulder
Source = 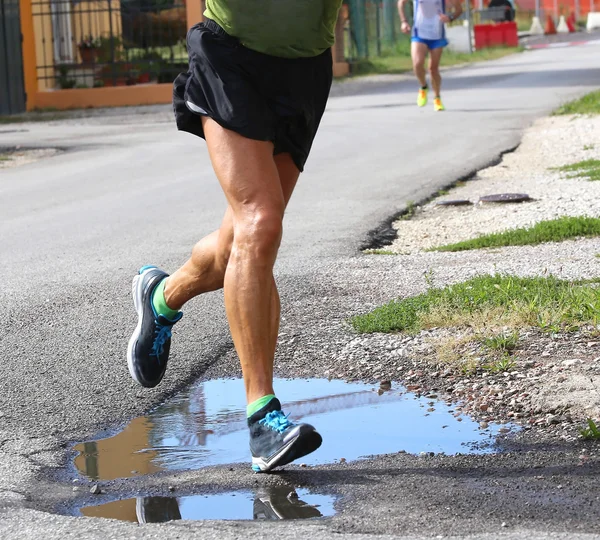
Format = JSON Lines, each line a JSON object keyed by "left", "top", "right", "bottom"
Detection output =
{"left": 229, "top": 113, "right": 600, "bottom": 445}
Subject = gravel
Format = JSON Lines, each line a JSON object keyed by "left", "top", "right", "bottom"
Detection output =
{"left": 0, "top": 148, "right": 62, "bottom": 169}
{"left": 389, "top": 115, "right": 600, "bottom": 254}
{"left": 203, "top": 115, "right": 600, "bottom": 440}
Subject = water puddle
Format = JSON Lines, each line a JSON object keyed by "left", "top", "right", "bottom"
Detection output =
{"left": 80, "top": 487, "right": 333, "bottom": 522}
{"left": 74, "top": 378, "right": 508, "bottom": 481}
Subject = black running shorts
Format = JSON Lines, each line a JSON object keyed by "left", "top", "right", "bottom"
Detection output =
{"left": 173, "top": 20, "right": 333, "bottom": 172}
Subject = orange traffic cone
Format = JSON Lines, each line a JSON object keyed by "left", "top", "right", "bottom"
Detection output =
{"left": 567, "top": 13, "right": 577, "bottom": 32}
{"left": 545, "top": 14, "right": 557, "bottom": 34}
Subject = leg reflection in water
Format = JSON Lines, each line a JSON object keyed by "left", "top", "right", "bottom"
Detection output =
{"left": 136, "top": 496, "right": 182, "bottom": 524}
{"left": 133, "top": 486, "right": 323, "bottom": 523}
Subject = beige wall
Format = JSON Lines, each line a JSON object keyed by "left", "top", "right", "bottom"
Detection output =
{"left": 72, "top": 0, "right": 122, "bottom": 60}
{"left": 31, "top": 0, "right": 54, "bottom": 90}
{"left": 33, "top": 0, "right": 122, "bottom": 90}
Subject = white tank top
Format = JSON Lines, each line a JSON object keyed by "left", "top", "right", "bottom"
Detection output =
{"left": 413, "top": 0, "right": 446, "bottom": 40}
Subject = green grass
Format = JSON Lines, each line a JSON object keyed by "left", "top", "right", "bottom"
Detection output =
{"left": 580, "top": 419, "right": 600, "bottom": 440}
{"left": 364, "top": 249, "right": 396, "bottom": 255}
{"left": 484, "top": 354, "right": 516, "bottom": 374}
{"left": 0, "top": 108, "right": 73, "bottom": 124}
{"left": 554, "top": 90, "right": 600, "bottom": 116}
{"left": 127, "top": 43, "right": 187, "bottom": 63}
{"left": 401, "top": 201, "right": 417, "bottom": 220}
{"left": 429, "top": 216, "right": 600, "bottom": 252}
{"left": 350, "top": 274, "right": 600, "bottom": 334}
{"left": 0, "top": 155, "right": 10, "bottom": 162}
{"left": 554, "top": 159, "right": 600, "bottom": 182}
{"left": 584, "top": 144, "right": 595, "bottom": 151}
{"left": 349, "top": 37, "right": 522, "bottom": 77}
{"left": 480, "top": 330, "right": 520, "bottom": 352}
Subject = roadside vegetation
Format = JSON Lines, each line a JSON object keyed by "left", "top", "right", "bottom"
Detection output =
{"left": 352, "top": 274, "right": 600, "bottom": 374}
{"left": 349, "top": 36, "right": 522, "bottom": 77}
{"left": 428, "top": 216, "right": 600, "bottom": 252}
{"left": 554, "top": 89, "right": 600, "bottom": 116}
{"left": 553, "top": 159, "right": 600, "bottom": 182}
{"left": 351, "top": 274, "right": 600, "bottom": 335}
{"left": 580, "top": 419, "right": 600, "bottom": 440}
{"left": 363, "top": 249, "right": 396, "bottom": 255}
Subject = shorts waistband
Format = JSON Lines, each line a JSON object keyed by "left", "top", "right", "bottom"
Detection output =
{"left": 203, "top": 18, "right": 238, "bottom": 42}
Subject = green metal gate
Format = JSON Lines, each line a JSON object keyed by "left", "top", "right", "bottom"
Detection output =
{"left": 345, "top": 0, "right": 409, "bottom": 60}
{"left": 0, "top": 0, "right": 26, "bottom": 115}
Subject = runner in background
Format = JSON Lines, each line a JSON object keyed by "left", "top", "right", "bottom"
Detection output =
{"left": 398, "top": 0, "right": 463, "bottom": 110}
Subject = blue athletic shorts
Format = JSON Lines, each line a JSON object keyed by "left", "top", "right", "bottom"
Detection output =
{"left": 411, "top": 37, "right": 448, "bottom": 49}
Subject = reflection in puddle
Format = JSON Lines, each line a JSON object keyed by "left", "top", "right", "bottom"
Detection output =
{"left": 80, "top": 487, "right": 333, "bottom": 522}
{"left": 75, "top": 379, "right": 508, "bottom": 480}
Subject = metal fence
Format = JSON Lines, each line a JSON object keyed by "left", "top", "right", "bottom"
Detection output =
{"left": 343, "top": 0, "right": 407, "bottom": 61}
{"left": 1, "top": 0, "right": 26, "bottom": 114}
{"left": 31, "top": 0, "right": 189, "bottom": 90}
{"left": 342, "top": 0, "right": 549, "bottom": 62}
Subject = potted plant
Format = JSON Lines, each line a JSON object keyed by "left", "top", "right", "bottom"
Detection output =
{"left": 78, "top": 36, "right": 99, "bottom": 64}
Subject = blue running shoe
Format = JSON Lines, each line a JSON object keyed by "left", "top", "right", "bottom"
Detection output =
{"left": 248, "top": 398, "right": 322, "bottom": 473}
{"left": 127, "top": 266, "right": 182, "bottom": 388}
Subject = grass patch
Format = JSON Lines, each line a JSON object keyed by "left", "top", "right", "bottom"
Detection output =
{"left": 554, "top": 90, "right": 600, "bottom": 116}
{"left": 350, "top": 274, "right": 600, "bottom": 334}
{"left": 401, "top": 201, "right": 417, "bottom": 221}
{"left": 554, "top": 159, "right": 600, "bottom": 182}
{"left": 584, "top": 144, "right": 595, "bottom": 151}
{"left": 580, "top": 419, "right": 600, "bottom": 440}
{"left": 484, "top": 354, "right": 516, "bottom": 374}
{"left": 430, "top": 216, "right": 600, "bottom": 252}
{"left": 433, "top": 331, "right": 519, "bottom": 374}
{"left": 0, "top": 155, "right": 10, "bottom": 162}
{"left": 364, "top": 249, "right": 396, "bottom": 255}
{"left": 350, "top": 37, "right": 522, "bottom": 77}
{"left": 434, "top": 335, "right": 479, "bottom": 374}
{"left": 480, "top": 330, "right": 520, "bottom": 352}
{"left": 0, "top": 109, "right": 75, "bottom": 124}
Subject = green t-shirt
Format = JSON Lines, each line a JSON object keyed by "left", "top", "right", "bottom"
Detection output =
{"left": 204, "top": 0, "right": 343, "bottom": 58}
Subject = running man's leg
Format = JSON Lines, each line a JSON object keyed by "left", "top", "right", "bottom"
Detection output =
{"left": 411, "top": 41, "right": 428, "bottom": 88}
{"left": 199, "top": 116, "right": 285, "bottom": 404}
{"left": 164, "top": 153, "right": 299, "bottom": 310}
{"left": 127, "top": 150, "right": 299, "bottom": 389}
{"left": 198, "top": 117, "right": 321, "bottom": 472}
{"left": 429, "top": 46, "right": 444, "bottom": 98}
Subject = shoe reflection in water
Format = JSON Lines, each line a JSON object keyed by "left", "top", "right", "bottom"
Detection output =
{"left": 253, "top": 487, "right": 323, "bottom": 520}
{"left": 134, "top": 487, "right": 322, "bottom": 523}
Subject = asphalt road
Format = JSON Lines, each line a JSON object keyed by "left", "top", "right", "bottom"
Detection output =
{"left": 1, "top": 43, "right": 600, "bottom": 539}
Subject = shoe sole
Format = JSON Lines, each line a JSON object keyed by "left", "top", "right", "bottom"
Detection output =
{"left": 135, "top": 497, "right": 146, "bottom": 524}
{"left": 127, "top": 266, "right": 156, "bottom": 387}
{"left": 251, "top": 429, "right": 323, "bottom": 473}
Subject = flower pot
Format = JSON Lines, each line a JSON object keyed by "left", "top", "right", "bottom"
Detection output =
{"left": 79, "top": 47, "right": 97, "bottom": 64}
{"left": 102, "top": 77, "right": 128, "bottom": 87}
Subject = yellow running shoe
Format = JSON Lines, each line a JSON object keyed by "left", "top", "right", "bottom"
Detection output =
{"left": 433, "top": 97, "right": 445, "bottom": 111}
{"left": 417, "top": 88, "right": 428, "bottom": 107}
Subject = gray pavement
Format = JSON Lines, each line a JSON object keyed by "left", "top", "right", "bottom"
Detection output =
{"left": 1, "top": 44, "right": 600, "bottom": 539}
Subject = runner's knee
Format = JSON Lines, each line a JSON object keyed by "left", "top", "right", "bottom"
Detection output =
{"left": 234, "top": 208, "right": 284, "bottom": 260}
{"left": 413, "top": 57, "right": 425, "bottom": 70}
